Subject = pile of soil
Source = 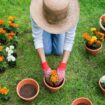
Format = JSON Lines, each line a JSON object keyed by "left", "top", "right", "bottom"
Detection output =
{"left": 19, "top": 84, "right": 36, "bottom": 98}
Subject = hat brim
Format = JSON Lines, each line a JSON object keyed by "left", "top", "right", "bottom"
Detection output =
{"left": 30, "top": 0, "right": 80, "bottom": 34}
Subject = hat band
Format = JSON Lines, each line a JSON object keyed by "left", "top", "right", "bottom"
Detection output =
{"left": 43, "top": 3, "right": 69, "bottom": 24}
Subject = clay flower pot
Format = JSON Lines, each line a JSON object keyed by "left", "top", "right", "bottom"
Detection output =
{"left": 86, "top": 44, "right": 102, "bottom": 56}
{"left": 99, "top": 77, "right": 105, "bottom": 94}
{"left": 99, "top": 14, "right": 105, "bottom": 32}
{"left": 16, "top": 78, "right": 40, "bottom": 102}
{"left": 43, "top": 77, "right": 65, "bottom": 92}
{"left": 71, "top": 97, "right": 93, "bottom": 105}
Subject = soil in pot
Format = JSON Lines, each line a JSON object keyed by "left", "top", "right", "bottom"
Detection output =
{"left": 86, "top": 43, "right": 101, "bottom": 50}
{"left": 77, "top": 103, "right": 87, "bottom": 105}
{"left": 0, "top": 67, "right": 5, "bottom": 73}
{"left": 45, "top": 78, "right": 64, "bottom": 87}
{"left": 19, "top": 84, "right": 36, "bottom": 98}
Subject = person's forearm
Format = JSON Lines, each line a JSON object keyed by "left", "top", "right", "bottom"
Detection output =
{"left": 61, "top": 50, "right": 70, "bottom": 64}
{"left": 37, "top": 48, "right": 46, "bottom": 63}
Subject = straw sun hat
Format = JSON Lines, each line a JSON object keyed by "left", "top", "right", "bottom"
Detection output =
{"left": 30, "top": 0, "right": 80, "bottom": 34}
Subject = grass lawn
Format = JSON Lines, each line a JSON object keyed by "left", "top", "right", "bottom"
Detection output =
{"left": 0, "top": 0, "right": 105, "bottom": 105}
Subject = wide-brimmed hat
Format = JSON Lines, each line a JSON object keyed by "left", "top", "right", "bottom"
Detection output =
{"left": 30, "top": 0, "right": 80, "bottom": 34}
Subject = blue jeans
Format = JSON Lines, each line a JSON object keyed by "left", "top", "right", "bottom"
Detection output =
{"left": 43, "top": 31, "right": 65, "bottom": 55}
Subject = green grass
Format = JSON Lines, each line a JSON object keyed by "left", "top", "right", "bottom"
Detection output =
{"left": 0, "top": 0, "right": 105, "bottom": 105}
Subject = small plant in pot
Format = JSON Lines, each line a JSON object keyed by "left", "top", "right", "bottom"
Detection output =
{"left": 82, "top": 28, "right": 104, "bottom": 55}
{"left": 16, "top": 78, "right": 40, "bottom": 102}
{"left": 99, "top": 75, "right": 105, "bottom": 94}
{"left": 0, "top": 86, "right": 10, "bottom": 101}
{"left": 99, "top": 14, "right": 105, "bottom": 32}
{"left": 43, "top": 70, "right": 65, "bottom": 92}
{"left": 6, "top": 45, "right": 17, "bottom": 67}
{"left": 0, "top": 55, "right": 7, "bottom": 73}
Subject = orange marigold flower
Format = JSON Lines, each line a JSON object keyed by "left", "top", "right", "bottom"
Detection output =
{"left": 0, "top": 46, "right": 3, "bottom": 51}
{"left": 0, "top": 87, "right": 9, "bottom": 95}
{"left": 0, "top": 28, "right": 6, "bottom": 34}
{"left": 82, "top": 33, "right": 91, "bottom": 41}
{"left": 102, "top": 16, "right": 105, "bottom": 22}
{"left": 88, "top": 42, "right": 93, "bottom": 46}
{"left": 0, "top": 20, "right": 4, "bottom": 25}
{"left": 9, "top": 23, "right": 18, "bottom": 28}
{"left": 0, "top": 56, "right": 4, "bottom": 62}
{"left": 96, "top": 40, "right": 101, "bottom": 44}
{"left": 50, "top": 75, "right": 59, "bottom": 83}
{"left": 7, "top": 32, "right": 15, "bottom": 40}
{"left": 8, "top": 16, "right": 15, "bottom": 21}
{"left": 51, "top": 70, "right": 57, "bottom": 76}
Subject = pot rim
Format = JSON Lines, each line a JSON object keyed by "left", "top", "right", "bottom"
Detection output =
{"left": 71, "top": 97, "right": 93, "bottom": 105}
{"left": 99, "top": 79, "right": 105, "bottom": 92}
{"left": 43, "top": 77, "right": 65, "bottom": 89}
{"left": 86, "top": 44, "right": 102, "bottom": 51}
{"left": 99, "top": 14, "right": 105, "bottom": 31}
{"left": 16, "top": 78, "right": 40, "bottom": 101}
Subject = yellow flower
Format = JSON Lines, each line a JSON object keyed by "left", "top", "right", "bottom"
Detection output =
{"left": 91, "top": 36, "right": 97, "bottom": 42}
{"left": 8, "top": 16, "right": 15, "bottom": 21}
{"left": 91, "top": 28, "right": 96, "bottom": 32}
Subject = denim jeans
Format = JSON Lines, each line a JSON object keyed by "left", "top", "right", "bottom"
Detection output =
{"left": 43, "top": 31, "right": 65, "bottom": 55}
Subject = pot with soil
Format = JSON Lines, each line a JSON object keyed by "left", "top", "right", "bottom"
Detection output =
{"left": 43, "top": 77, "right": 65, "bottom": 92}
{"left": 99, "top": 14, "right": 105, "bottom": 32}
{"left": 16, "top": 78, "right": 40, "bottom": 102}
{"left": 86, "top": 43, "right": 102, "bottom": 56}
{"left": 99, "top": 75, "right": 105, "bottom": 94}
{"left": 71, "top": 97, "right": 93, "bottom": 105}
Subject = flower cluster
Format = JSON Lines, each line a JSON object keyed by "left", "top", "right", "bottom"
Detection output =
{"left": 6, "top": 45, "right": 16, "bottom": 62}
{"left": 82, "top": 28, "right": 104, "bottom": 49}
{"left": 46, "top": 70, "right": 59, "bottom": 87}
{"left": 0, "top": 86, "right": 10, "bottom": 101}
{"left": 0, "top": 16, "right": 19, "bottom": 72}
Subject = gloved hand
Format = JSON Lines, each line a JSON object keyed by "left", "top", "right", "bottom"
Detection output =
{"left": 57, "top": 62, "right": 66, "bottom": 84}
{"left": 41, "top": 62, "right": 51, "bottom": 78}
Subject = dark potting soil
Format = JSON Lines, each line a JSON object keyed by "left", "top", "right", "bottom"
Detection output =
{"left": 86, "top": 43, "right": 101, "bottom": 50}
{"left": 77, "top": 103, "right": 88, "bottom": 105}
{"left": 45, "top": 78, "right": 64, "bottom": 87}
{"left": 19, "top": 84, "right": 36, "bottom": 98}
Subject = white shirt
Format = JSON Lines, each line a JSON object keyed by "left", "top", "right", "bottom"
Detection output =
{"left": 31, "top": 17, "right": 77, "bottom": 51}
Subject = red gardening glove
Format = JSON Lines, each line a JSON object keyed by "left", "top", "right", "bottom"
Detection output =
{"left": 41, "top": 62, "right": 51, "bottom": 78}
{"left": 57, "top": 62, "right": 66, "bottom": 84}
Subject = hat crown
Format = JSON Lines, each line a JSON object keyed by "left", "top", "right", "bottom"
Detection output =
{"left": 43, "top": 0, "right": 70, "bottom": 24}
{"left": 43, "top": 0, "right": 70, "bottom": 11}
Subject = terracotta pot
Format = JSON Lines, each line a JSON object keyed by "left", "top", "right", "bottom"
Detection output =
{"left": 99, "top": 14, "right": 105, "bottom": 32}
{"left": 43, "top": 77, "right": 65, "bottom": 92}
{"left": 99, "top": 79, "right": 105, "bottom": 94}
{"left": 16, "top": 78, "right": 40, "bottom": 102}
{"left": 86, "top": 45, "right": 102, "bottom": 56}
{"left": 71, "top": 97, "right": 93, "bottom": 105}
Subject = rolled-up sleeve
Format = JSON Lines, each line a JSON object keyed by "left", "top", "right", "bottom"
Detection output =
{"left": 31, "top": 17, "right": 43, "bottom": 49}
{"left": 64, "top": 26, "right": 77, "bottom": 51}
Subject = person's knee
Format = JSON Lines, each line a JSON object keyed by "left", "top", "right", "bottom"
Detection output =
{"left": 54, "top": 50, "right": 63, "bottom": 56}
{"left": 45, "top": 50, "right": 52, "bottom": 56}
